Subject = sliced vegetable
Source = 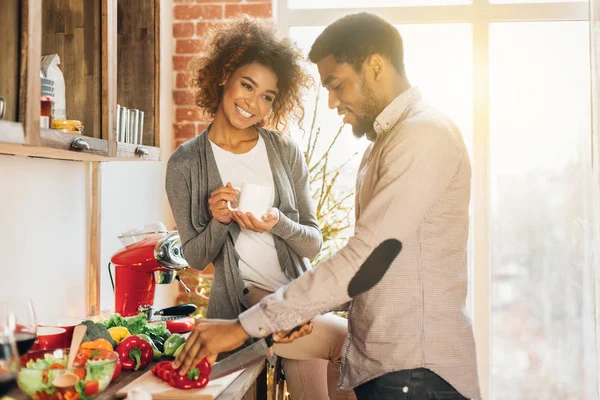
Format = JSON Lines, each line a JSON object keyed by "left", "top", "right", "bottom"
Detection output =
{"left": 83, "top": 381, "right": 99, "bottom": 397}
{"left": 116, "top": 336, "right": 153, "bottom": 371}
{"left": 163, "top": 334, "right": 186, "bottom": 357}
{"left": 172, "top": 343, "right": 185, "bottom": 359}
{"left": 173, "top": 373, "right": 194, "bottom": 390}
{"left": 150, "top": 359, "right": 210, "bottom": 390}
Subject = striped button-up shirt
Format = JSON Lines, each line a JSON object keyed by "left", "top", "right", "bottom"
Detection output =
{"left": 240, "top": 87, "right": 481, "bottom": 399}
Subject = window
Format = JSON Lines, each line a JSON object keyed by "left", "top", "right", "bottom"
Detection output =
{"left": 490, "top": 21, "right": 594, "bottom": 399}
{"left": 278, "top": 1, "right": 594, "bottom": 399}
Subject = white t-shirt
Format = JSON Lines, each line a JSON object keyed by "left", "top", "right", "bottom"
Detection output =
{"left": 210, "top": 135, "right": 290, "bottom": 292}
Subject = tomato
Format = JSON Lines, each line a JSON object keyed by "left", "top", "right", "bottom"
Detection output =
{"left": 84, "top": 381, "right": 99, "bottom": 396}
{"left": 166, "top": 317, "right": 195, "bottom": 333}
{"left": 34, "top": 391, "right": 51, "bottom": 400}
{"left": 49, "top": 363, "right": 65, "bottom": 370}
{"left": 73, "top": 352, "right": 89, "bottom": 368}
{"left": 62, "top": 388, "right": 79, "bottom": 400}
{"left": 42, "top": 370, "right": 49, "bottom": 384}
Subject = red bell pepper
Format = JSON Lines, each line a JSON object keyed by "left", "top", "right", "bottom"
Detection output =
{"left": 152, "top": 361, "right": 174, "bottom": 383}
{"left": 116, "top": 335, "right": 153, "bottom": 371}
{"left": 197, "top": 358, "right": 211, "bottom": 377}
{"left": 166, "top": 317, "right": 195, "bottom": 334}
{"left": 112, "top": 358, "right": 122, "bottom": 381}
{"left": 151, "top": 359, "right": 211, "bottom": 390}
{"left": 194, "top": 375, "right": 209, "bottom": 389}
{"left": 173, "top": 373, "right": 195, "bottom": 390}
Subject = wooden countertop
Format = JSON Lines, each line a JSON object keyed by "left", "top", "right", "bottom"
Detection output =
{"left": 7, "top": 360, "right": 266, "bottom": 400}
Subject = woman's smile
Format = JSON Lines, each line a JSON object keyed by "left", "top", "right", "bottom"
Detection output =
{"left": 235, "top": 104, "right": 254, "bottom": 119}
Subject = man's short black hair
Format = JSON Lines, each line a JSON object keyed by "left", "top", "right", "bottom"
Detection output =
{"left": 308, "top": 13, "right": 404, "bottom": 75}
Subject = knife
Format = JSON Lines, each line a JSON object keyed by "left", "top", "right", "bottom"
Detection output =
{"left": 208, "top": 239, "right": 402, "bottom": 380}
{"left": 140, "top": 303, "right": 197, "bottom": 322}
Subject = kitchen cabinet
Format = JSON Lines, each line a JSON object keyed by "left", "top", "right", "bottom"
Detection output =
{"left": 0, "top": 0, "right": 162, "bottom": 162}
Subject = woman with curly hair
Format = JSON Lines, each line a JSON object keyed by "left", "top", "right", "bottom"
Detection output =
{"left": 166, "top": 16, "right": 353, "bottom": 400}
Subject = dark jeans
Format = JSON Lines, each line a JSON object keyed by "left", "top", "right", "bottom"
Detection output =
{"left": 354, "top": 368, "right": 468, "bottom": 400}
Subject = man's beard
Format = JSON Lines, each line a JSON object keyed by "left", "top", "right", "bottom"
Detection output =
{"left": 351, "top": 80, "right": 381, "bottom": 139}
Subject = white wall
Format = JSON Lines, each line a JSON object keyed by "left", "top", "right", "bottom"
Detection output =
{"left": 0, "top": 0, "right": 175, "bottom": 322}
{"left": 0, "top": 156, "right": 90, "bottom": 321}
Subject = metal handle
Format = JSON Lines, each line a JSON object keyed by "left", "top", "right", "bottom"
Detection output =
{"left": 158, "top": 302, "right": 196, "bottom": 316}
{"left": 0, "top": 97, "right": 5, "bottom": 119}
{"left": 135, "top": 146, "right": 149, "bottom": 156}
{"left": 71, "top": 137, "right": 91, "bottom": 151}
{"left": 175, "top": 275, "right": 191, "bottom": 293}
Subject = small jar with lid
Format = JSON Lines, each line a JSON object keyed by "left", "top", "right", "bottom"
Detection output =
{"left": 40, "top": 77, "right": 54, "bottom": 128}
{"left": 52, "top": 119, "right": 84, "bottom": 135}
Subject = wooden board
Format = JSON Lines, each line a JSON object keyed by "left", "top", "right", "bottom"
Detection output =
{"left": 116, "top": 370, "right": 244, "bottom": 399}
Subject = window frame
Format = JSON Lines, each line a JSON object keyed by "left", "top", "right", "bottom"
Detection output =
{"left": 275, "top": 2, "right": 591, "bottom": 398}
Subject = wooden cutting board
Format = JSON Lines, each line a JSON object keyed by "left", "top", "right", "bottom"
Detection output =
{"left": 115, "top": 369, "right": 244, "bottom": 399}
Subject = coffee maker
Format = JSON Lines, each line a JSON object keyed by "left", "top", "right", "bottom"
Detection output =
{"left": 109, "top": 229, "right": 190, "bottom": 317}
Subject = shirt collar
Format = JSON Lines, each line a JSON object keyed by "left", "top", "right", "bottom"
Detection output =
{"left": 371, "top": 87, "right": 422, "bottom": 139}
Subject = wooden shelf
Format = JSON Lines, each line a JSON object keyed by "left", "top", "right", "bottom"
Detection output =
{"left": 0, "top": 0, "right": 163, "bottom": 162}
{"left": 0, "top": 122, "right": 160, "bottom": 162}
{"left": 0, "top": 125, "right": 110, "bottom": 161}
{"left": 116, "top": 142, "right": 160, "bottom": 161}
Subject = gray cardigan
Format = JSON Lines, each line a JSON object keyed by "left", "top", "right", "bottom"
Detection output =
{"left": 165, "top": 125, "right": 322, "bottom": 320}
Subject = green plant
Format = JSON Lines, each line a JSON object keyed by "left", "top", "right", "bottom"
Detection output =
{"left": 303, "top": 91, "right": 357, "bottom": 265}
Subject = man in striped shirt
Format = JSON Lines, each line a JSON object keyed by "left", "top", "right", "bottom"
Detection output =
{"left": 174, "top": 12, "right": 480, "bottom": 400}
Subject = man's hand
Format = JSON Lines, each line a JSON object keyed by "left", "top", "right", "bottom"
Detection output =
{"left": 208, "top": 183, "right": 240, "bottom": 224}
{"left": 172, "top": 319, "right": 249, "bottom": 375}
{"left": 272, "top": 321, "right": 314, "bottom": 344}
{"left": 233, "top": 207, "right": 279, "bottom": 233}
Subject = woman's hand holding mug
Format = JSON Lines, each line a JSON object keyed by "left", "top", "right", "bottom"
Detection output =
{"left": 227, "top": 183, "right": 278, "bottom": 233}
{"left": 208, "top": 182, "right": 240, "bottom": 224}
{"left": 233, "top": 207, "right": 279, "bottom": 233}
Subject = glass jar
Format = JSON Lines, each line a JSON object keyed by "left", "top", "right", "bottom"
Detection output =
{"left": 40, "top": 95, "right": 54, "bottom": 129}
{"left": 51, "top": 119, "right": 84, "bottom": 135}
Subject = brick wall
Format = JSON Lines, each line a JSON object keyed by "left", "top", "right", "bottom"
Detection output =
{"left": 172, "top": 0, "right": 273, "bottom": 149}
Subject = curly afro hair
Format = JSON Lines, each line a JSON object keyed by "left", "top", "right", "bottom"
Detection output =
{"left": 190, "top": 16, "right": 312, "bottom": 132}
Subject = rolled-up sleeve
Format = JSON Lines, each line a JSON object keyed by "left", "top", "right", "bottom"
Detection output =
{"left": 239, "top": 120, "right": 461, "bottom": 337}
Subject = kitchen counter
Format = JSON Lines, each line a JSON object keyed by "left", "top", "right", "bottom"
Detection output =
{"left": 7, "top": 360, "right": 267, "bottom": 400}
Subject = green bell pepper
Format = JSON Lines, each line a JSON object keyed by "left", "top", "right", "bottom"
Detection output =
{"left": 164, "top": 334, "right": 186, "bottom": 357}
{"left": 173, "top": 342, "right": 185, "bottom": 359}
{"left": 137, "top": 334, "right": 162, "bottom": 360}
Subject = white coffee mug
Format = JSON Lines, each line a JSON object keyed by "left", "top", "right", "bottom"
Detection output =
{"left": 227, "top": 183, "right": 274, "bottom": 217}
